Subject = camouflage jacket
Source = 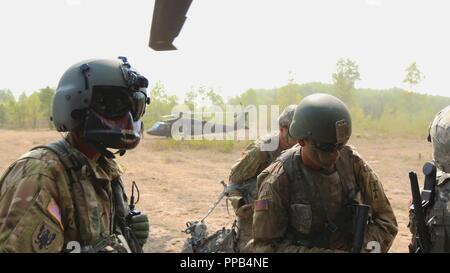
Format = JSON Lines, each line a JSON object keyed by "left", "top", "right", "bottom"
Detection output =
{"left": 228, "top": 133, "right": 283, "bottom": 211}
{"left": 0, "top": 134, "right": 127, "bottom": 253}
{"left": 253, "top": 145, "right": 398, "bottom": 253}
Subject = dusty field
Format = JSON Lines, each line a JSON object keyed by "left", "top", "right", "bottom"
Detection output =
{"left": 0, "top": 129, "right": 431, "bottom": 253}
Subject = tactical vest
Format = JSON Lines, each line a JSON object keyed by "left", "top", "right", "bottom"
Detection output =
{"left": 426, "top": 173, "right": 450, "bottom": 252}
{"left": 33, "top": 139, "right": 142, "bottom": 253}
{"left": 278, "top": 146, "right": 361, "bottom": 249}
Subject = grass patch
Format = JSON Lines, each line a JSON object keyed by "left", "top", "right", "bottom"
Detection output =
{"left": 144, "top": 138, "right": 252, "bottom": 153}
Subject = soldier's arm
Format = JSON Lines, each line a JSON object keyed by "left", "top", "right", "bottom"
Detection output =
{"left": 252, "top": 163, "right": 342, "bottom": 253}
{"left": 0, "top": 158, "right": 65, "bottom": 253}
{"left": 229, "top": 141, "right": 267, "bottom": 184}
{"left": 353, "top": 151, "right": 398, "bottom": 253}
{"left": 228, "top": 141, "right": 267, "bottom": 212}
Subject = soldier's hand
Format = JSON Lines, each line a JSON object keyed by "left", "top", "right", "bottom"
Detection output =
{"left": 128, "top": 213, "right": 149, "bottom": 247}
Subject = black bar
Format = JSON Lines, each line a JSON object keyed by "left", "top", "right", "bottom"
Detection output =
{"left": 351, "top": 204, "right": 370, "bottom": 253}
{"left": 409, "top": 171, "right": 431, "bottom": 253}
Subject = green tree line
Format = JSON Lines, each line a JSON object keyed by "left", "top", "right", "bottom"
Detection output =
{"left": 228, "top": 82, "right": 450, "bottom": 136}
{"left": 228, "top": 59, "right": 447, "bottom": 136}
{"left": 0, "top": 87, "right": 55, "bottom": 129}
{"left": 2, "top": 59, "right": 448, "bottom": 137}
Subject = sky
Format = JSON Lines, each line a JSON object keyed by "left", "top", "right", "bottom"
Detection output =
{"left": 0, "top": 0, "right": 449, "bottom": 101}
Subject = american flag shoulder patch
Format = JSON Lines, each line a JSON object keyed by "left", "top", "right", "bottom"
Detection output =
{"left": 47, "top": 198, "right": 63, "bottom": 230}
{"left": 255, "top": 199, "right": 269, "bottom": 211}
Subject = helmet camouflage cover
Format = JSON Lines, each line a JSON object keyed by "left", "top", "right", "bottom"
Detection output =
{"left": 430, "top": 105, "right": 450, "bottom": 173}
{"left": 278, "top": 105, "right": 297, "bottom": 129}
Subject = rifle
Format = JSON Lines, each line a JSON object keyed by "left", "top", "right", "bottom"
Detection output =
{"left": 182, "top": 179, "right": 256, "bottom": 252}
{"left": 200, "top": 178, "right": 257, "bottom": 222}
{"left": 351, "top": 204, "right": 370, "bottom": 253}
{"left": 408, "top": 161, "right": 437, "bottom": 253}
{"left": 409, "top": 171, "right": 432, "bottom": 253}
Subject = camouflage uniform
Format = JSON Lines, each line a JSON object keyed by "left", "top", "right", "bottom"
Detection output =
{"left": 408, "top": 105, "right": 450, "bottom": 252}
{"left": 253, "top": 145, "right": 398, "bottom": 253}
{"left": 408, "top": 171, "right": 450, "bottom": 253}
{"left": 227, "top": 133, "right": 284, "bottom": 252}
{"left": 0, "top": 133, "right": 131, "bottom": 253}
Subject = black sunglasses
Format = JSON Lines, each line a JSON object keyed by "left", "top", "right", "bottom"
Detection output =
{"left": 312, "top": 141, "right": 345, "bottom": 153}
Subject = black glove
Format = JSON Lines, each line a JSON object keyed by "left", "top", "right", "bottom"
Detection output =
{"left": 128, "top": 213, "right": 149, "bottom": 247}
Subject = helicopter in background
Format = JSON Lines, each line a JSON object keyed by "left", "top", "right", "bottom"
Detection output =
{"left": 147, "top": 109, "right": 250, "bottom": 138}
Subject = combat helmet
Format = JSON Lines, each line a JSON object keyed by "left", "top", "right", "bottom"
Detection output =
{"left": 429, "top": 105, "right": 450, "bottom": 173}
{"left": 289, "top": 93, "right": 352, "bottom": 151}
{"left": 278, "top": 105, "right": 297, "bottom": 129}
{"left": 52, "top": 56, "right": 150, "bottom": 155}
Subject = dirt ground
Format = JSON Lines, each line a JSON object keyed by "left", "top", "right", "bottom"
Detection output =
{"left": 0, "top": 129, "right": 431, "bottom": 253}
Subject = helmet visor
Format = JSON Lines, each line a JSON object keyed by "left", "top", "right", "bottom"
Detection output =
{"left": 91, "top": 86, "right": 148, "bottom": 121}
{"left": 91, "top": 86, "right": 132, "bottom": 118}
{"left": 130, "top": 90, "right": 149, "bottom": 121}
